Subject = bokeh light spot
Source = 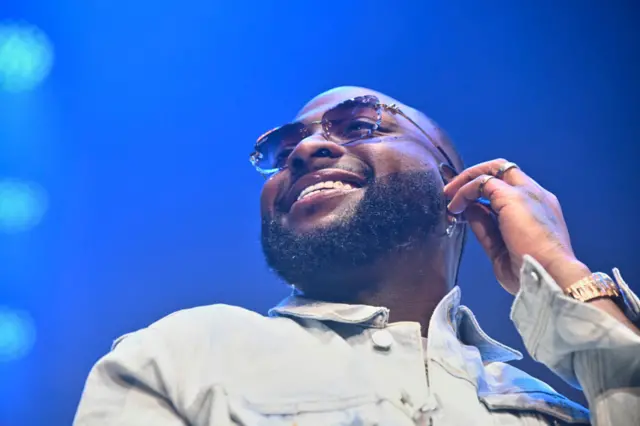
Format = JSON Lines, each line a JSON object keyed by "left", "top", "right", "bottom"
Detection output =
{"left": 0, "top": 179, "right": 48, "bottom": 233}
{"left": 0, "top": 21, "right": 54, "bottom": 92}
{"left": 0, "top": 307, "right": 36, "bottom": 362}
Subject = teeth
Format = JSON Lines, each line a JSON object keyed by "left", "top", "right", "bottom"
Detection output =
{"left": 297, "top": 180, "right": 357, "bottom": 201}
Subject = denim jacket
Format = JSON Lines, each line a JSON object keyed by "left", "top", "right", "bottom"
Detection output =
{"left": 74, "top": 256, "right": 640, "bottom": 425}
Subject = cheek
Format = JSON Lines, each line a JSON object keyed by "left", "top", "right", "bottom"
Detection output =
{"left": 259, "top": 178, "right": 283, "bottom": 216}
{"left": 362, "top": 142, "right": 439, "bottom": 176}
{"left": 259, "top": 190, "right": 271, "bottom": 217}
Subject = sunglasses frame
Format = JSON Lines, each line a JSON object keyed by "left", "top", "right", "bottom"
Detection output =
{"left": 250, "top": 95, "right": 457, "bottom": 177}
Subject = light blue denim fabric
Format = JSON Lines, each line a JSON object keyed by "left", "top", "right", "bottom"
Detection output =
{"left": 74, "top": 256, "right": 640, "bottom": 425}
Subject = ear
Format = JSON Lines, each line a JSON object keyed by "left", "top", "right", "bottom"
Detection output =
{"left": 439, "top": 163, "right": 457, "bottom": 184}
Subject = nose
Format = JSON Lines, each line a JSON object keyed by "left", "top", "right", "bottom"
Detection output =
{"left": 286, "top": 137, "right": 347, "bottom": 175}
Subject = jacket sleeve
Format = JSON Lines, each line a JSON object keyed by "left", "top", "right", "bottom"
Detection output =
{"left": 510, "top": 255, "right": 640, "bottom": 426}
{"left": 73, "top": 329, "right": 187, "bottom": 426}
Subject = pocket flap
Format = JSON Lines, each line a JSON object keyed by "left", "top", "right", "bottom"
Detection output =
{"left": 237, "top": 393, "right": 381, "bottom": 416}
{"left": 479, "top": 391, "right": 590, "bottom": 424}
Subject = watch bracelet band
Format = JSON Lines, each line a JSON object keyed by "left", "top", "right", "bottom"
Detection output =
{"left": 564, "top": 272, "right": 621, "bottom": 303}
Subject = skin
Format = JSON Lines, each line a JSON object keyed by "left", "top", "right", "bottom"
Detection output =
{"left": 445, "top": 161, "right": 640, "bottom": 335}
{"left": 260, "top": 86, "right": 639, "bottom": 337}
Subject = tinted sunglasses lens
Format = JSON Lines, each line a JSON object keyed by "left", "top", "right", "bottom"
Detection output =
{"left": 322, "top": 96, "right": 381, "bottom": 142}
{"left": 255, "top": 122, "right": 306, "bottom": 172}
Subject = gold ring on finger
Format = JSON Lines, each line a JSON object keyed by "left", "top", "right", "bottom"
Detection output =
{"left": 478, "top": 175, "right": 495, "bottom": 199}
{"left": 496, "top": 161, "right": 520, "bottom": 179}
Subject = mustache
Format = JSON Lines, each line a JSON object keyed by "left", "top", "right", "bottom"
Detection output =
{"left": 290, "top": 163, "right": 374, "bottom": 183}
{"left": 275, "top": 163, "right": 374, "bottom": 212}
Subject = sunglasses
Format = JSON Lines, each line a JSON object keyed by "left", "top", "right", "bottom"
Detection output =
{"left": 249, "top": 95, "right": 457, "bottom": 178}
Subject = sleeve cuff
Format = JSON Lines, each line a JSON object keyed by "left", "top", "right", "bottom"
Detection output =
{"left": 510, "top": 255, "right": 640, "bottom": 388}
{"left": 612, "top": 267, "right": 640, "bottom": 326}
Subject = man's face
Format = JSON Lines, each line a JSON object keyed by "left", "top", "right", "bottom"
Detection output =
{"left": 259, "top": 87, "right": 458, "bottom": 292}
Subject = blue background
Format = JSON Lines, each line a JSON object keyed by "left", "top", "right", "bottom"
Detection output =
{"left": 0, "top": 1, "right": 638, "bottom": 425}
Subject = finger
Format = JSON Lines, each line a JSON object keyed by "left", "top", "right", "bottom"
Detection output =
{"left": 447, "top": 174, "right": 516, "bottom": 215}
{"left": 464, "top": 203, "right": 506, "bottom": 261}
{"left": 443, "top": 158, "right": 529, "bottom": 196}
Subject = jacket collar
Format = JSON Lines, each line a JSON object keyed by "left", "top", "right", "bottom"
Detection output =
{"left": 269, "top": 293, "right": 390, "bottom": 328}
{"left": 269, "top": 286, "right": 522, "bottom": 364}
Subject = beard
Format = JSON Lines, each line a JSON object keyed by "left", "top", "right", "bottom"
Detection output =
{"left": 261, "top": 169, "right": 447, "bottom": 293}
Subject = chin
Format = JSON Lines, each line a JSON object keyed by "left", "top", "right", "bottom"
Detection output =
{"left": 285, "top": 211, "right": 348, "bottom": 235}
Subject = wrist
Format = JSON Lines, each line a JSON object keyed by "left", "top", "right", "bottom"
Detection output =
{"left": 543, "top": 257, "right": 592, "bottom": 291}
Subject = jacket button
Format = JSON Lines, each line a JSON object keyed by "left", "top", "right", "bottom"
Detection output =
{"left": 371, "top": 330, "right": 393, "bottom": 350}
{"left": 400, "top": 390, "right": 412, "bottom": 406}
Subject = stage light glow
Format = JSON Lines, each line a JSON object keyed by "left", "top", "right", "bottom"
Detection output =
{"left": 0, "top": 21, "right": 54, "bottom": 92}
{"left": 0, "top": 179, "right": 48, "bottom": 233}
{"left": 0, "top": 307, "right": 36, "bottom": 362}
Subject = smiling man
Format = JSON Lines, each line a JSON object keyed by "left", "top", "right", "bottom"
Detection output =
{"left": 75, "top": 87, "right": 640, "bottom": 426}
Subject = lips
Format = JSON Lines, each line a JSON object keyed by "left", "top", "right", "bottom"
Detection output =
{"left": 281, "top": 169, "right": 367, "bottom": 212}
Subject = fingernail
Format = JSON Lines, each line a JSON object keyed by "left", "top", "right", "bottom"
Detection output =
{"left": 447, "top": 203, "right": 463, "bottom": 216}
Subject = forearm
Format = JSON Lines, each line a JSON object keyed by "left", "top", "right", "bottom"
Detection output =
{"left": 543, "top": 258, "right": 640, "bottom": 424}
{"left": 511, "top": 255, "right": 640, "bottom": 425}
{"left": 545, "top": 258, "right": 640, "bottom": 336}
{"left": 573, "top": 341, "right": 640, "bottom": 426}
{"left": 588, "top": 298, "right": 640, "bottom": 335}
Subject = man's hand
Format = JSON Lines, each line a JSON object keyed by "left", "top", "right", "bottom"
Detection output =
{"left": 443, "top": 159, "right": 590, "bottom": 294}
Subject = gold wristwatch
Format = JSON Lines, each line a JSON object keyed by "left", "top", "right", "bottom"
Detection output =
{"left": 564, "top": 272, "right": 621, "bottom": 303}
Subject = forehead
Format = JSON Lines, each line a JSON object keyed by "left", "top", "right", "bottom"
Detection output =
{"left": 296, "top": 87, "right": 403, "bottom": 120}
{"left": 295, "top": 87, "right": 437, "bottom": 134}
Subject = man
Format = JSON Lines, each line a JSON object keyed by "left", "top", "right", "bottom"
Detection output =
{"left": 74, "top": 87, "right": 640, "bottom": 425}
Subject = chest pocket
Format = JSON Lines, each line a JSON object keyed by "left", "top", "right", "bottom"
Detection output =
{"left": 227, "top": 392, "right": 388, "bottom": 426}
{"left": 223, "top": 380, "right": 418, "bottom": 426}
{"left": 475, "top": 362, "right": 590, "bottom": 425}
{"left": 479, "top": 391, "right": 590, "bottom": 424}
{"left": 219, "top": 344, "right": 416, "bottom": 426}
